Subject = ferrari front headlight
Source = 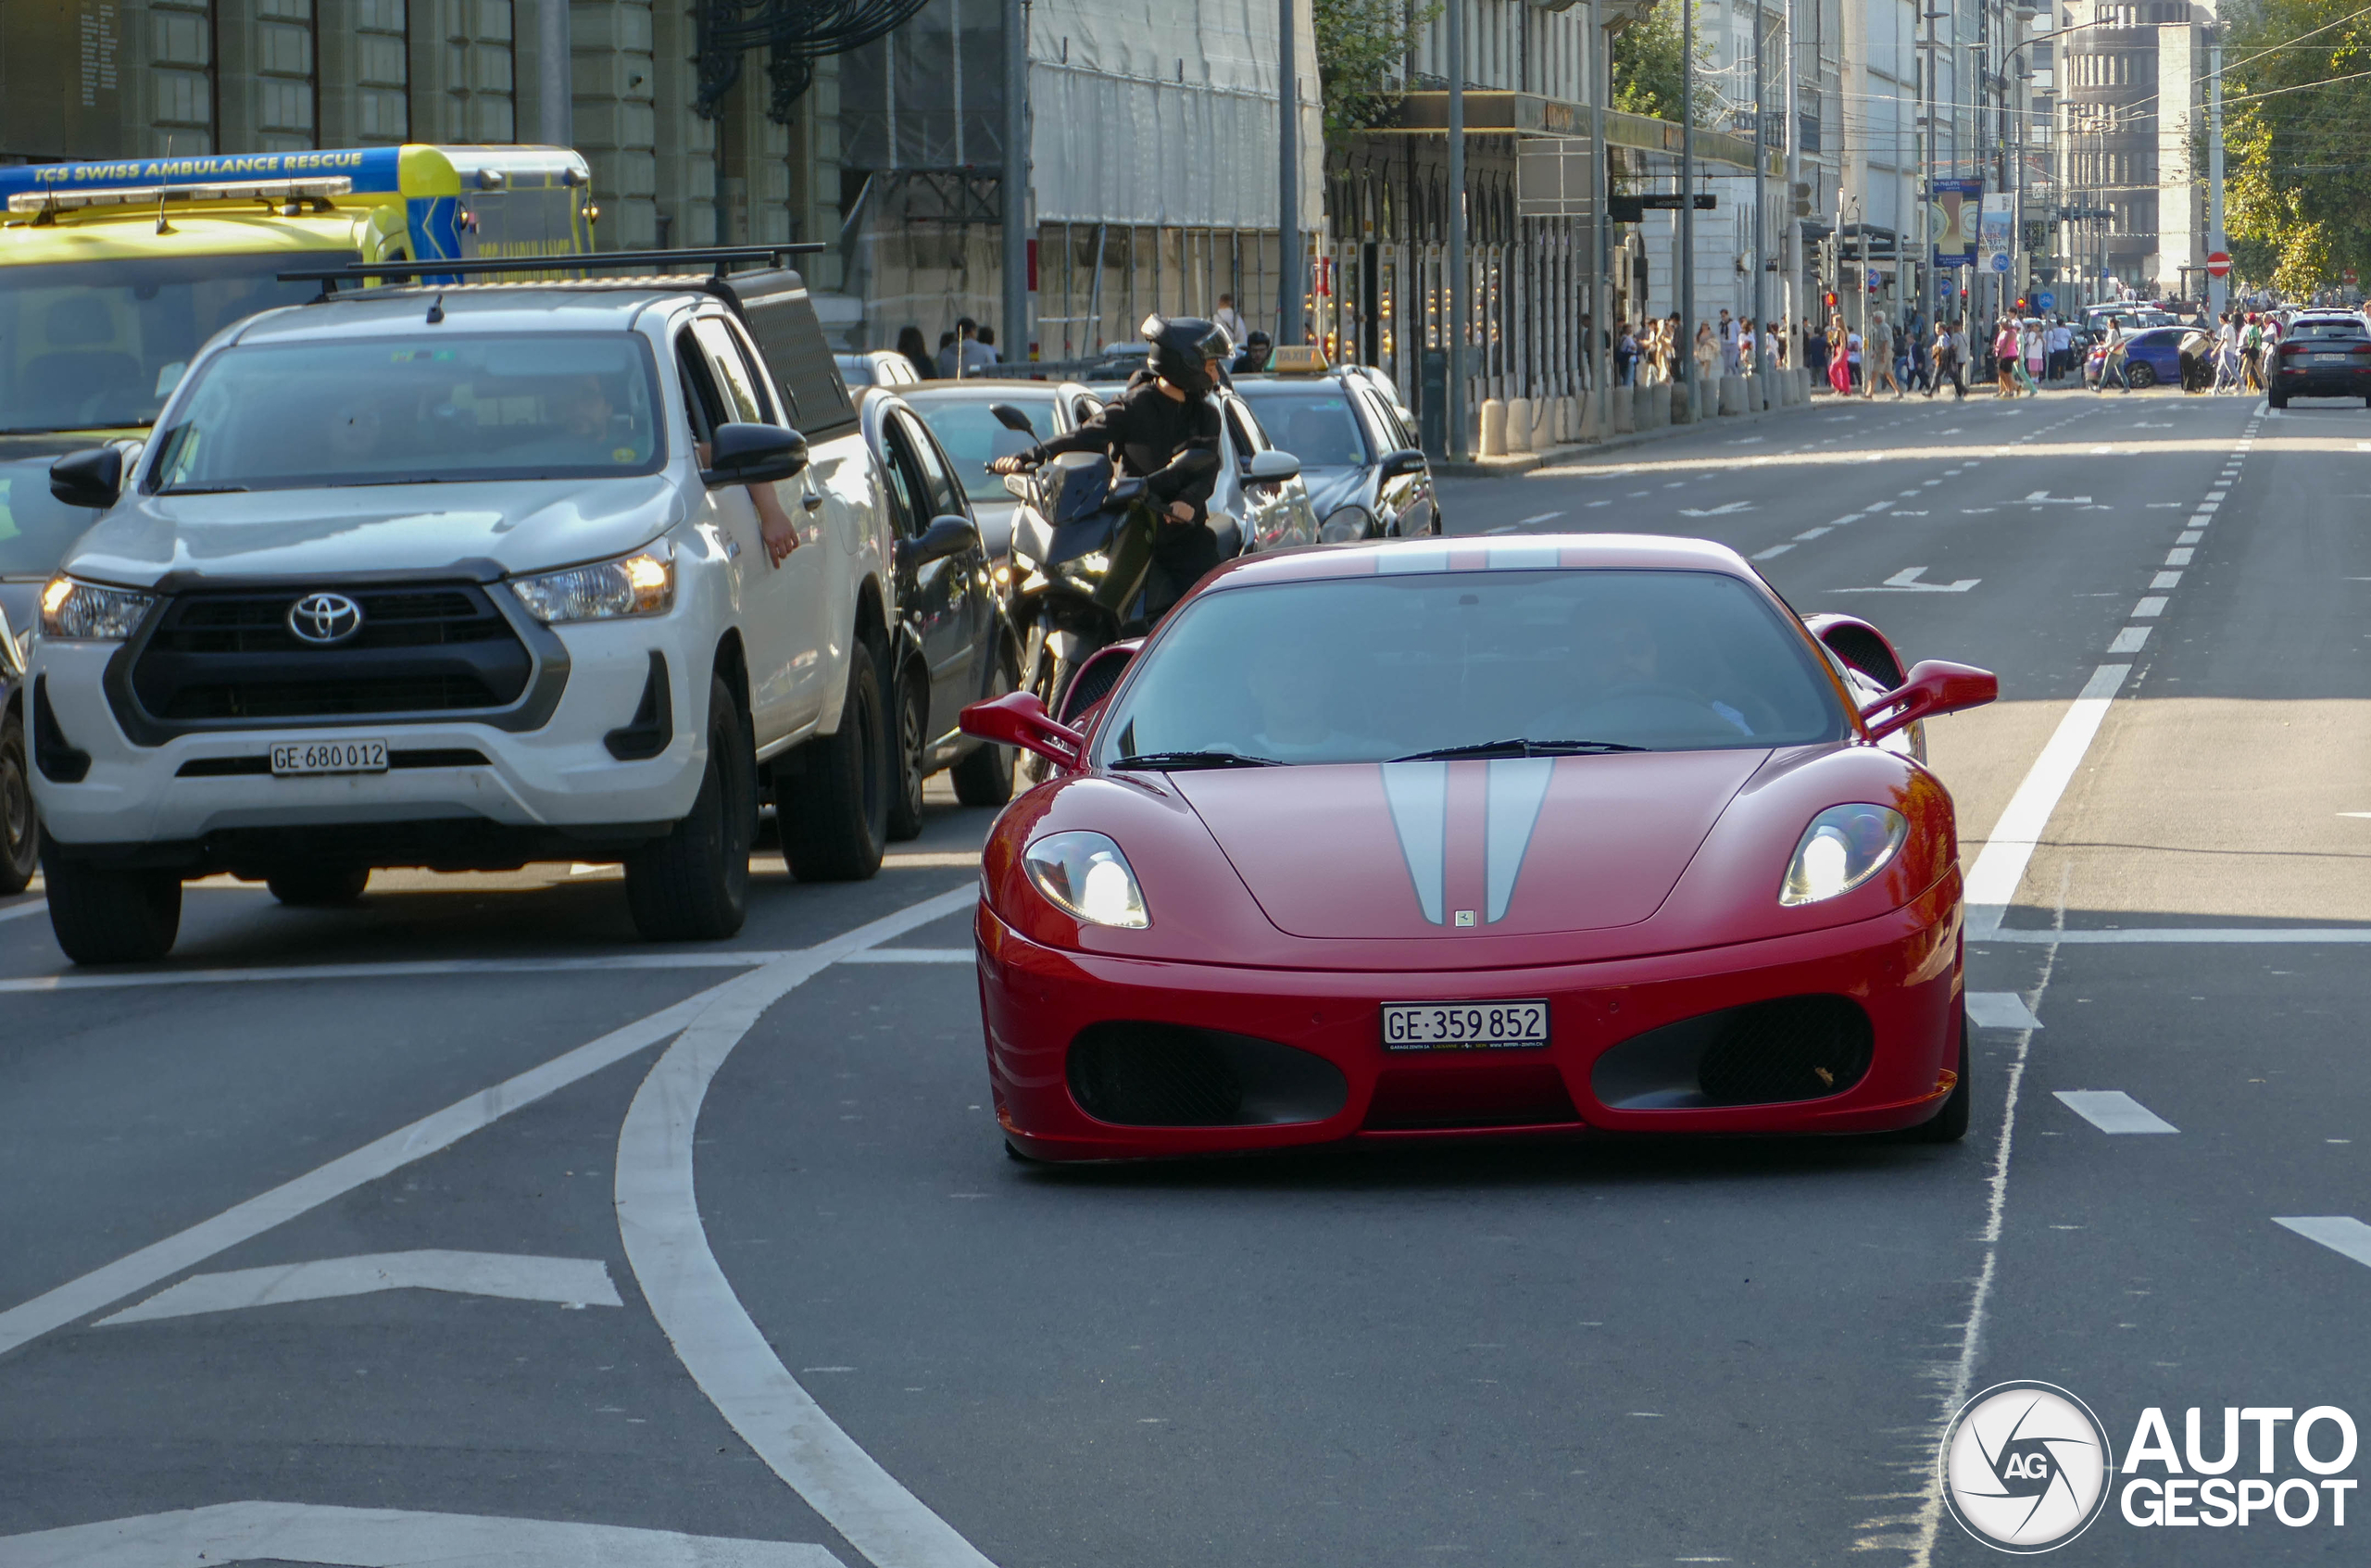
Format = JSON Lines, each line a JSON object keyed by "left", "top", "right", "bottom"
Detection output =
{"left": 511, "top": 542, "right": 675, "bottom": 623}
{"left": 1318, "top": 505, "right": 1372, "bottom": 544}
{"left": 1781, "top": 804, "right": 1907, "bottom": 906}
{"left": 40, "top": 576, "right": 156, "bottom": 641}
{"left": 1022, "top": 830, "right": 1148, "bottom": 928}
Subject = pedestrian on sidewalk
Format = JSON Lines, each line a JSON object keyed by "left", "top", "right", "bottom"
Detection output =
{"left": 897, "top": 324, "right": 936, "bottom": 383}
{"left": 1214, "top": 295, "right": 1248, "bottom": 347}
{"left": 2048, "top": 316, "right": 2073, "bottom": 382}
{"left": 2241, "top": 314, "right": 2265, "bottom": 391}
{"left": 1901, "top": 306, "right": 1931, "bottom": 393}
{"left": 1993, "top": 319, "right": 2020, "bottom": 396}
{"left": 1614, "top": 320, "right": 1638, "bottom": 386}
{"left": 2021, "top": 320, "right": 2045, "bottom": 395}
{"left": 1719, "top": 309, "right": 1740, "bottom": 375}
{"left": 1828, "top": 320, "right": 1853, "bottom": 395}
{"left": 1935, "top": 320, "right": 1965, "bottom": 399}
{"left": 2097, "top": 320, "right": 2132, "bottom": 393}
{"left": 1695, "top": 320, "right": 1719, "bottom": 383}
{"left": 1867, "top": 314, "right": 1901, "bottom": 397}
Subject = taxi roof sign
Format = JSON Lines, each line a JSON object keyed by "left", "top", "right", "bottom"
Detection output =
{"left": 1269, "top": 345, "right": 1330, "bottom": 375}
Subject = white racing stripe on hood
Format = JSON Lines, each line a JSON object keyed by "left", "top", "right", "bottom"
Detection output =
{"left": 1380, "top": 761, "right": 1449, "bottom": 924}
{"left": 1483, "top": 758, "right": 1556, "bottom": 922}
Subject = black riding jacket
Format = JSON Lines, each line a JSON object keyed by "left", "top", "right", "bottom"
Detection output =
{"left": 1032, "top": 373, "right": 1222, "bottom": 523}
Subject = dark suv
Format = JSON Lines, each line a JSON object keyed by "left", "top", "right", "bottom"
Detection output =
{"left": 2270, "top": 316, "right": 2371, "bottom": 407}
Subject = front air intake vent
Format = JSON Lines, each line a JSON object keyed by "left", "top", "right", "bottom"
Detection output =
{"left": 1591, "top": 995, "right": 1875, "bottom": 1110}
{"left": 1067, "top": 1022, "right": 1348, "bottom": 1128}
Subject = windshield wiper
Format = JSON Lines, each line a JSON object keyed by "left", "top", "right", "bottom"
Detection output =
{"left": 156, "top": 483, "right": 248, "bottom": 495}
{"left": 1389, "top": 736, "right": 1645, "bottom": 762}
{"left": 1112, "top": 749, "right": 1284, "bottom": 771}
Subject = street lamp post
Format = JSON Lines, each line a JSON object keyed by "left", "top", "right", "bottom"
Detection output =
{"left": 1680, "top": 0, "right": 1696, "bottom": 391}
{"left": 1448, "top": 0, "right": 1467, "bottom": 458}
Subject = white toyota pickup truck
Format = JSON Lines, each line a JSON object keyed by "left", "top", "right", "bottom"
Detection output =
{"left": 29, "top": 256, "right": 903, "bottom": 963}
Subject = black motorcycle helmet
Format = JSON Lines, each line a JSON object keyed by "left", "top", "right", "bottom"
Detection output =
{"left": 1141, "top": 314, "right": 1229, "bottom": 395}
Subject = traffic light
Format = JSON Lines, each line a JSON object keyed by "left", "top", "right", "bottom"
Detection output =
{"left": 1824, "top": 291, "right": 1838, "bottom": 313}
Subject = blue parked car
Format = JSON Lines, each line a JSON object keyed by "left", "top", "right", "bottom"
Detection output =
{"left": 2101, "top": 325, "right": 2213, "bottom": 391}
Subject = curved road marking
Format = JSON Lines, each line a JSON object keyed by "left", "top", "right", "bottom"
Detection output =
{"left": 0, "top": 991, "right": 713, "bottom": 1361}
{"left": 0, "top": 1500, "right": 841, "bottom": 1566}
{"left": 615, "top": 885, "right": 992, "bottom": 1568}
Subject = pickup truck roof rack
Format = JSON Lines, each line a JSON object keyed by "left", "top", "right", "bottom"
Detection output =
{"left": 278, "top": 244, "right": 824, "bottom": 295}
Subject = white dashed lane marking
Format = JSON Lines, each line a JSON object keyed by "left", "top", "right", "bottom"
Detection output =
{"left": 2055, "top": 1091, "right": 2179, "bottom": 1135}
{"left": 2276, "top": 1217, "right": 2371, "bottom": 1271}
{"left": 1967, "top": 992, "right": 2043, "bottom": 1030}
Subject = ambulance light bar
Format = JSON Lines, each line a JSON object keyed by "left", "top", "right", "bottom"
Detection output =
{"left": 7, "top": 176, "right": 354, "bottom": 214}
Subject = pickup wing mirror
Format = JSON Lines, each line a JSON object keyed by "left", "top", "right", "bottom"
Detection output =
{"left": 896, "top": 514, "right": 980, "bottom": 572}
{"left": 703, "top": 421, "right": 809, "bottom": 487}
{"left": 1246, "top": 449, "right": 1301, "bottom": 483}
{"left": 50, "top": 447, "right": 123, "bottom": 510}
{"left": 1860, "top": 659, "right": 1998, "bottom": 742}
{"left": 960, "top": 690, "right": 1085, "bottom": 772}
{"left": 988, "top": 403, "right": 1038, "bottom": 434}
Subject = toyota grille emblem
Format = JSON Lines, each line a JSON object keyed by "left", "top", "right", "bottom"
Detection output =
{"left": 287, "top": 592, "right": 364, "bottom": 646}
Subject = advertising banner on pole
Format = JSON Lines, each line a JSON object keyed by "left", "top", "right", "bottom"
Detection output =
{"left": 1978, "top": 194, "right": 2015, "bottom": 275}
{"left": 1929, "top": 179, "right": 1982, "bottom": 268}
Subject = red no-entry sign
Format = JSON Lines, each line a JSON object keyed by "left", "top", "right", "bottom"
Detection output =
{"left": 2207, "top": 251, "right": 2232, "bottom": 277}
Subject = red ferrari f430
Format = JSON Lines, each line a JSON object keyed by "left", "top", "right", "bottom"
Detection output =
{"left": 960, "top": 534, "right": 1997, "bottom": 1161}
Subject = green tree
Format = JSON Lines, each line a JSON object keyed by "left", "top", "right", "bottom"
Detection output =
{"left": 1612, "top": 2, "right": 1717, "bottom": 126}
{"left": 1313, "top": 0, "right": 1444, "bottom": 142}
{"left": 2219, "top": 0, "right": 2371, "bottom": 295}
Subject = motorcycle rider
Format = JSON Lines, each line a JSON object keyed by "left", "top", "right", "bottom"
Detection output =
{"left": 991, "top": 314, "right": 1227, "bottom": 620}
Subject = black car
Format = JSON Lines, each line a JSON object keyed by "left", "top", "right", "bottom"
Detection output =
{"left": 1231, "top": 368, "right": 1438, "bottom": 542}
{"left": 0, "top": 434, "right": 105, "bottom": 895}
{"left": 2269, "top": 317, "right": 2371, "bottom": 407}
{"left": 856, "top": 390, "right": 1022, "bottom": 837}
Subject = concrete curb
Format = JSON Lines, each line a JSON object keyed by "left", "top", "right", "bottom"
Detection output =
{"left": 1435, "top": 380, "right": 1824, "bottom": 477}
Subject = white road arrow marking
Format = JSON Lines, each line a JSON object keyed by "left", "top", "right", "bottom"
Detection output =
{"left": 97, "top": 1251, "right": 622, "bottom": 1324}
{"left": 0, "top": 1502, "right": 842, "bottom": 1568}
{"left": 1832, "top": 567, "right": 1980, "bottom": 594}
{"left": 1677, "top": 500, "right": 1754, "bottom": 516}
{"left": 2021, "top": 490, "right": 2094, "bottom": 505}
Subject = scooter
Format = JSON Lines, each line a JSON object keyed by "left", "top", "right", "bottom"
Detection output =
{"left": 997, "top": 450, "right": 1161, "bottom": 784}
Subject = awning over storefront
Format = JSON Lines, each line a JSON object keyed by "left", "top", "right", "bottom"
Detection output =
{"left": 1382, "top": 92, "right": 1783, "bottom": 179}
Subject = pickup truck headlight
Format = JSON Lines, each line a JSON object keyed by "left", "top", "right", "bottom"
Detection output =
{"left": 40, "top": 576, "right": 156, "bottom": 641}
{"left": 510, "top": 544, "right": 675, "bottom": 623}
{"left": 1781, "top": 804, "right": 1907, "bottom": 906}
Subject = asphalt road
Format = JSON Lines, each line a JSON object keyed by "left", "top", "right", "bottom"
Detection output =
{"left": 5, "top": 381, "right": 2368, "bottom": 1568}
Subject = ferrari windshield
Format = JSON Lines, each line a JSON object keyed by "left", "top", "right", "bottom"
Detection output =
{"left": 143, "top": 332, "right": 666, "bottom": 493}
{"left": 1100, "top": 567, "right": 1846, "bottom": 765}
{"left": 0, "top": 254, "right": 346, "bottom": 434}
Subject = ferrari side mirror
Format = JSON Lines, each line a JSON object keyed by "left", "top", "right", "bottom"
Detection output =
{"left": 960, "top": 690, "right": 1085, "bottom": 772}
{"left": 1861, "top": 659, "right": 1997, "bottom": 742}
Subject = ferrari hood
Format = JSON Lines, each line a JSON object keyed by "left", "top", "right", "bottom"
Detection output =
{"left": 1171, "top": 750, "right": 1767, "bottom": 940}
